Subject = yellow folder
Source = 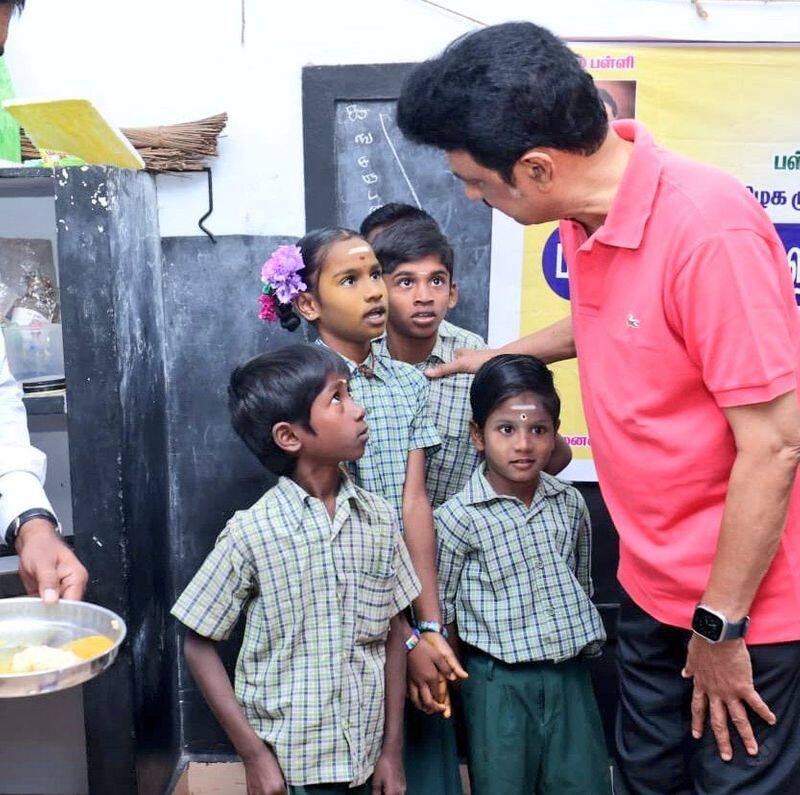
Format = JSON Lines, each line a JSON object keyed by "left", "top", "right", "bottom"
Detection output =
{"left": 1, "top": 97, "right": 144, "bottom": 170}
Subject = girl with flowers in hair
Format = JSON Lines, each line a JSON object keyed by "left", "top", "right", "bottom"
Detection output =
{"left": 258, "top": 229, "right": 467, "bottom": 795}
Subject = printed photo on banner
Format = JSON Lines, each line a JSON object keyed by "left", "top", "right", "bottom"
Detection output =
{"left": 487, "top": 44, "right": 800, "bottom": 481}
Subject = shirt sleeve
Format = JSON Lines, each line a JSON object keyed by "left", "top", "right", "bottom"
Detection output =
{"left": 572, "top": 494, "right": 594, "bottom": 599}
{"left": 0, "top": 333, "right": 55, "bottom": 539}
{"left": 435, "top": 504, "right": 471, "bottom": 625}
{"left": 669, "top": 229, "right": 798, "bottom": 408}
{"left": 391, "top": 529, "right": 421, "bottom": 614}
{"left": 171, "top": 518, "right": 256, "bottom": 641}
{"left": 408, "top": 372, "right": 441, "bottom": 454}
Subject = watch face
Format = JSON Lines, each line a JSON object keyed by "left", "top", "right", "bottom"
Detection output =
{"left": 692, "top": 608, "right": 724, "bottom": 640}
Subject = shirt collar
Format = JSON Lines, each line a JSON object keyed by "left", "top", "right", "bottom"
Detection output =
{"left": 373, "top": 325, "right": 453, "bottom": 366}
{"left": 578, "top": 120, "right": 663, "bottom": 252}
{"left": 464, "top": 464, "right": 568, "bottom": 507}
{"left": 315, "top": 337, "right": 388, "bottom": 382}
{"left": 428, "top": 325, "right": 450, "bottom": 365}
{"left": 276, "top": 466, "right": 359, "bottom": 516}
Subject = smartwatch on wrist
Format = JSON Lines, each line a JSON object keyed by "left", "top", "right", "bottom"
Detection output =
{"left": 691, "top": 604, "right": 749, "bottom": 643}
{"left": 4, "top": 509, "right": 61, "bottom": 548}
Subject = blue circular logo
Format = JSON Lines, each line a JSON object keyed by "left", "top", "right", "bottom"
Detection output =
{"left": 542, "top": 229, "right": 570, "bottom": 300}
{"left": 776, "top": 224, "right": 800, "bottom": 307}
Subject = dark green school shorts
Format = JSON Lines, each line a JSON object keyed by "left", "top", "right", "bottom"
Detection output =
{"left": 460, "top": 645, "right": 611, "bottom": 795}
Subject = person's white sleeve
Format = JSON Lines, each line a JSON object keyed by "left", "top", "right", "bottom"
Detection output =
{"left": 0, "top": 333, "right": 54, "bottom": 541}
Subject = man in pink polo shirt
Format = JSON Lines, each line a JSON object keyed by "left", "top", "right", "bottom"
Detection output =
{"left": 398, "top": 21, "right": 800, "bottom": 794}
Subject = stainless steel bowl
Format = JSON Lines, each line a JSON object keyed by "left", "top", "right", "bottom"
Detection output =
{"left": 0, "top": 597, "right": 126, "bottom": 698}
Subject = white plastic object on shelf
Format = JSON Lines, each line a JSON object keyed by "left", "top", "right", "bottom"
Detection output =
{"left": 2, "top": 323, "right": 64, "bottom": 382}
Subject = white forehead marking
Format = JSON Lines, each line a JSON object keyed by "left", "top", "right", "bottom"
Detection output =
{"left": 510, "top": 404, "right": 538, "bottom": 410}
{"left": 348, "top": 245, "right": 372, "bottom": 255}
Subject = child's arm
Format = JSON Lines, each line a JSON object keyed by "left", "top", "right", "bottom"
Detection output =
{"left": 184, "top": 632, "right": 287, "bottom": 795}
{"left": 402, "top": 449, "right": 440, "bottom": 623}
{"left": 402, "top": 449, "right": 468, "bottom": 685}
{"left": 544, "top": 434, "right": 573, "bottom": 476}
{"left": 371, "top": 614, "right": 408, "bottom": 795}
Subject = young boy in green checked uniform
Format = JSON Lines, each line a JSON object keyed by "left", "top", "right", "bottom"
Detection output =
{"left": 363, "top": 205, "right": 572, "bottom": 510}
{"left": 436, "top": 355, "right": 610, "bottom": 795}
{"left": 172, "top": 345, "right": 420, "bottom": 794}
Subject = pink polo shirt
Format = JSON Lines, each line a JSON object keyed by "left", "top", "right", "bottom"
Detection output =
{"left": 562, "top": 120, "right": 800, "bottom": 644}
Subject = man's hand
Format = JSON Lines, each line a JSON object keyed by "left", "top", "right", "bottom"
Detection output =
{"left": 242, "top": 745, "right": 287, "bottom": 795}
{"left": 424, "top": 348, "right": 495, "bottom": 379}
{"left": 682, "top": 635, "right": 776, "bottom": 761}
{"left": 372, "top": 746, "right": 406, "bottom": 795}
{"left": 15, "top": 518, "right": 88, "bottom": 603}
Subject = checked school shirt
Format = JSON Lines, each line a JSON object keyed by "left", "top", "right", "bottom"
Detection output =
{"left": 377, "top": 320, "right": 487, "bottom": 508}
{"left": 315, "top": 338, "right": 441, "bottom": 526}
{"left": 171, "top": 474, "right": 420, "bottom": 787}
{"left": 435, "top": 466, "right": 606, "bottom": 664}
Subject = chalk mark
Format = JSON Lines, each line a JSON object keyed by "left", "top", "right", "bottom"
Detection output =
{"left": 378, "top": 113, "right": 422, "bottom": 209}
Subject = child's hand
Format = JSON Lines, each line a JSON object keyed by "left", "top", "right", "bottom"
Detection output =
{"left": 421, "top": 632, "right": 468, "bottom": 683}
{"left": 242, "top": 746, "right": 287, "bottom": 795}
{"left": 407, "top": 642, "right": 451, "bottom": 716}
{"left": 371, "top": 747, "right": 406, "bottom": 794}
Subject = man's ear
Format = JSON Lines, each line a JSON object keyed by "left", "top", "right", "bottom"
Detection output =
{"left": 448, "top": 280, "right": 459, "bottom": 311}
{"left": 516, "top": 149, "right": 555, "bottom": 191}
{"left": 469, "top": 420, "right": 485, "bottom": 453}
{"left": 294, "top": 291, "right": 320, "bottom": 323}
{"left": 272, "top": 421, "right": 302, "bottom": 455}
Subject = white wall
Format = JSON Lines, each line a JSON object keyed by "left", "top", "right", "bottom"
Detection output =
{"left": 4, "top": 1, "right": 800, "bottom": 238}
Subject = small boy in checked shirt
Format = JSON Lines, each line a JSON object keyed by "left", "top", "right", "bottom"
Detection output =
{"left": 171, "top": 345, "right": 420, "bottom": 795}
{"left": 435, "top": 355, "right": 610, "bottom": 795}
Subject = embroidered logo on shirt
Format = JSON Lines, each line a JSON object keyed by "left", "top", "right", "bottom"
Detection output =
{"left": 627, "top": 313, "right": 640, "bottom": 329}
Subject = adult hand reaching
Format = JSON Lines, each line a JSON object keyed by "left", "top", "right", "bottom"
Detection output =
{"left": 424, "top": 347, "right": 496, "bottom": 379}
{"left": 682, "top": 635, "right": 776, "bottom": 761}
{"left": 16, "top": 518, "right": 88, "bottom": 602}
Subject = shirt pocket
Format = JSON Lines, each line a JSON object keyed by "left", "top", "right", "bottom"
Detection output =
{"left": 353, "top": 523, "right": 396, "bottom": 644}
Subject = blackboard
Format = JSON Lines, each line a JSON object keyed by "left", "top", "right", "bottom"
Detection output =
{"left": 303, "top": 64, "right": 492, "bottom": 340}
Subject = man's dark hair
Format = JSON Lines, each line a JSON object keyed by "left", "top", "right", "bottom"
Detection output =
{"left": 359, "top": 203, "right": 438, "bottom": 240}
{"left": 470, "top": 354, "right": 560, "bottom": 427}
{"left": 372, "top": 218, "right": 454, "bottom": 278}
{"left": 228, "top": 344, "right": 349, "bottom": 475}
{"left": 397, "top": 22, "right": 608, "bottom": 182}
{"left": 597, "top": 88, "right": 618, "bottom": 119}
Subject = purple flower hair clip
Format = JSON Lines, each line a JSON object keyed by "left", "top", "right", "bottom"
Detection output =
{"left": 259, "top": 244, "right": 307, "bottom": 322}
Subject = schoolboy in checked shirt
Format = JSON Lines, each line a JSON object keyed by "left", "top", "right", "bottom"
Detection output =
{"left": 365, "top": 209, "right": 572, "bottom": 510}
{"left": 435, "top": 355, "right": 610, "bottom": 795}
{"left": 171, "top": 345, "right": 420, "bottom": 795}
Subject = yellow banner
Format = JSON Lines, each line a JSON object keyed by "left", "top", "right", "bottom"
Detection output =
{"left": 520, "top": 44, "right": 800, "bottom": 470}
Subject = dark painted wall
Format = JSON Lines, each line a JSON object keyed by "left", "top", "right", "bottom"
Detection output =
{"left": 54, "top": 167, "right": 172, "bottom": 794}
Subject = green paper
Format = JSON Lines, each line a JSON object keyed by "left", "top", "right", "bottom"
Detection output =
{"left": 0, "top": 57, "right": 22, "bottom": 163}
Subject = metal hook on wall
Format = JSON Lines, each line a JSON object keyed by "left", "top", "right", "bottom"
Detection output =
{"left": 198, "top": 167, "right": 217, "bottom": 243}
